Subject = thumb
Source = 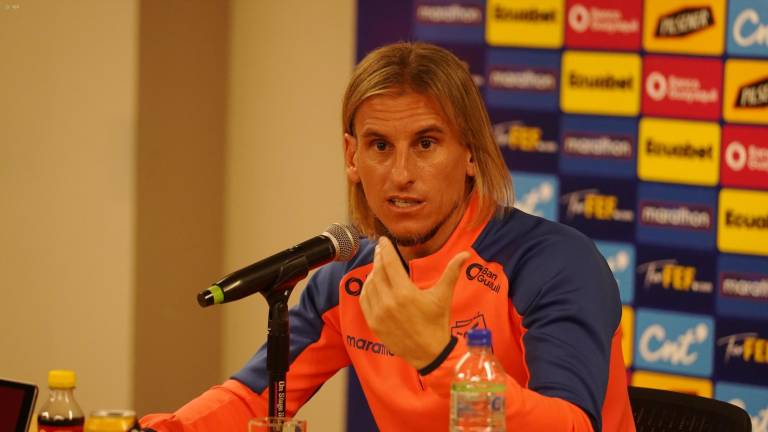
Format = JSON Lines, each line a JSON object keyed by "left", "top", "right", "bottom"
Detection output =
{"left": 434, "top": 251, "right": 471, "bottom": 302}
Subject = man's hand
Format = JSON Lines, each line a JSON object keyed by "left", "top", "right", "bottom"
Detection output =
{"left": 359, "top": 236, "right": 470, "bottom": 370}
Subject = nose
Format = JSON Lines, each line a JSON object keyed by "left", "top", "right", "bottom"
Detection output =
{"left": 390, "top": 147, "right": 414, "bottom": 187}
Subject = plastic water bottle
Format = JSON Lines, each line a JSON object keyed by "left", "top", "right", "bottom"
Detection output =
{"left": 450, "top": 328, "right": 506, "bottom": 431}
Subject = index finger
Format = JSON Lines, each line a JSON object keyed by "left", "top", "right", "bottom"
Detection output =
{"left": 377, "top": 236, "right": 411, "bottom": 288}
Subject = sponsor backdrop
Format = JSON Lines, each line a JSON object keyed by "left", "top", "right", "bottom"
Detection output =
{"left": 352, "top": 0, "right": 768, "bottom": 429}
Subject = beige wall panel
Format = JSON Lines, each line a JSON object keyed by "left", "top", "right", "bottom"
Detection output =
{"left": 225, "top": 0, "right": 355, "bottom": 429}
{"left": 0, "top": 0, "right": 137, "bottom": 413}
{"left": 134, "top": 0, "right": 227, "bottom": 415}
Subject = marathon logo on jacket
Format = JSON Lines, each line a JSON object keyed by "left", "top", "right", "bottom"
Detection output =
{"left": 346, "top": 334, "right": 395, "bottom": 357}
{"left": 643, "top": 0, "right": 726, "bottom": 55}
{"left": 561, "top": 51, "right": 641, "bottom": 116}
{"left": 716, "top": 319, "right": 768, "bottom": 386}
{"left": 636, "top": 183, "right": 717, "bottom": 250}
{"left": 564, "top": 0, "right": 641, "bottom": 50}
{"left": 489, "top": 109, "right": 560, "bottom": 172}
{"left": 485, "top": 49, "right": 560, "bottom": 111}
{"left": 631, "top": 370, "right": 713, "bottom": 397}
{"left": 718, "top": 188, "right": 768, "bottom": 256}
{"left": 344, "top": 277, "right": 364, "bottom": 297}
{"left": 596, "top": 241, "right": 636, "bottom": 304}
{"left": 638, "top": 118, "right": 720, "bottom": 186}
{"left": 634, "top": 308, "right": 714, "bottom": 377}
{"left": 635, "top": 248, "right": 715, "bottom": 314}
{"left": 559, "top": 115, "right": 637, "bottom": 178}
{"left": 413, "top": 0, "right": 485, "bottom": 43}
{"left": 721, "top": 125, "right": 768, "bottom": 189}
{"left": 717, "top": 254, "right": 768, "bottom": 321}
{"left": 642, "top": 56, "right": 722, "bottom": 120}
{"left": 723, "top": 59, "right": 768, "bottom": 125}
{"left": 559, "top": 176, "right": 635, "bottom": 241}
{"left": 715, "top": 382, "right": 768, "bottom": 432}
{"left": 486, "top": 0, "right": 564, "bottom": 48}
{"left": 727, "top": 0, "right": 768, "bottom": 58}
{"left": 511, "top": 171, "right": 559, "bottom": 221}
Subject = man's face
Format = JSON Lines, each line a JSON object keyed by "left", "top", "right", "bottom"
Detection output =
{"left": 344, "top": 91, "right": 475, "bottom": 257}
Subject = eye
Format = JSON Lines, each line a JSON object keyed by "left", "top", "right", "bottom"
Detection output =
{"left": 418, "top": 138, "right": 435, "bottom": 150}
{"left": 373, "top": 140, "right": 388, "bottom": 151}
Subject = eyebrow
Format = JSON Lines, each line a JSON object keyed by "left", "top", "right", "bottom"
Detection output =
{"left": 358, "top": 125, "right": 446, "bottom": 139}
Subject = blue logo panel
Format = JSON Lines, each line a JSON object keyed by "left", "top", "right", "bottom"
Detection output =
{"left": 438, "top": 43, "right": 487, "bottom": 92}
{"left": 510, "top": 171, "right": 559, "bottom": 221}
{"left": 559, "top": 115, "right": 637, "bottom": 179}
{"left": 559, "top": 176, "right": 636, "bottom": 241}
{"left": 727, "top": 0, "right": 768, "bottom": 58}
{"left": 717, "top": 254, "right": 768, "bottom": 321}
{"left": 636, "top": 183, "right": 718, "bottom": 250}
{"left": 634, "top": 247, "right": 716, "bottom": 314}
{"left": 715, "top": 318, "right": 768, "bottom": 386}
{"left": 596, "top": 241, "right": 636, "bottom": 304}
{"left": 413, "top": 0, "right": 485, "bottom": 44}
{"left": 715, "top": 382, "right": 768, "bottom": 427}
{"left": 485, "top": 49, "right": 560, "bottom": 111}
{"left": 634, "top": 308, "right": 714, "bottom": 377}
{"left": 489, "top": 109, "right": 560, "bottom": 172}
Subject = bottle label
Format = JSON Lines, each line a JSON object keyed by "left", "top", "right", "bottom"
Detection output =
{"left": 451, "top": 389, "right": 506, "bottom": 429}
{"left": 39, "top": 426, "right": 84, "bottom": 432}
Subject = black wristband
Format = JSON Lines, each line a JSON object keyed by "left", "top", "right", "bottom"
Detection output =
{"left": 418, "top": 335, "right": 458, "bottom": 376}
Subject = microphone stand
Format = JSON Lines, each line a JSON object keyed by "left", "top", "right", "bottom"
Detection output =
{"left": 260, "top": 255, "right": 309, "bottom": 421}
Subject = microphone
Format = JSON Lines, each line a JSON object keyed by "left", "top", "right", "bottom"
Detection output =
{"left": 197, "top": 223, "right": 361, "bottom": 307}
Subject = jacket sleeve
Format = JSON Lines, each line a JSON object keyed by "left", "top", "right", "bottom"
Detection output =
{"left": 140, "top": 264, "right": 352, "bottom": 432}
{"left": 422, "top": 228, "right": 620, "bottom": 432}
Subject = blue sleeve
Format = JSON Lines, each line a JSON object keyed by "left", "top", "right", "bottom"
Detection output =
{"left": 231, "top": 260, "right": 349, "bottom": 394}
{"left": 509, "top": 226, "right": 621, "bottom": 430}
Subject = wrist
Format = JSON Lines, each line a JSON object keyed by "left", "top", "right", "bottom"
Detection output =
{"left": 417, "top": 335, "right": 458, "bottom": 376}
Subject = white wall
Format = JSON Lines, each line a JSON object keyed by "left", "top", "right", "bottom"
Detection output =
{"left": 224, "top": 1, "right": 355, "bottom": 429}
{"left": 0, "top": 0, "right": 137, "bottom": 412}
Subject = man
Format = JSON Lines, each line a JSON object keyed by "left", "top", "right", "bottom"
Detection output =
{"left": 141, "top": 42, "right": 634, "bottom": 431}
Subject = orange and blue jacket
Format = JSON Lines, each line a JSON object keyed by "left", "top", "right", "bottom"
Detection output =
{"left": 141, "top": 197, "right": 635, "bottom": 431}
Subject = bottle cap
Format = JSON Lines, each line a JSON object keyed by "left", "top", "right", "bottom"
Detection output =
{"left": 48, "top": 370, "right": 76, "bottom": 388}
{"left": 467, "top": 328, "right": 491, "bottom": 347}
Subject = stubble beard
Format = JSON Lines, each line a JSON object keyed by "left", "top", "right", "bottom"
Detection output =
{"left": 373, "top": 199, "right": 463, "bottom": 247}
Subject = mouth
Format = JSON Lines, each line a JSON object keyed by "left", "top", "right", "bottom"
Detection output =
{"left": 387, "top": 197, "right": 424, "bottom": 209}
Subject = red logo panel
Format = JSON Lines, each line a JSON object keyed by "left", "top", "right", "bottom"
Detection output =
{"left": 565, "top": 0, "right": 642, "bottom": 50}
{"left": 642, "top": 55, "right": 722, "bottom": 121}
{"left": 721, "top": 125, "right": 768, "bottom": 190}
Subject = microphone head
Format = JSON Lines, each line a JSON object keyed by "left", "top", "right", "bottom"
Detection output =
{"left": 323, "top": 223, "right": 361, "bottom": 261}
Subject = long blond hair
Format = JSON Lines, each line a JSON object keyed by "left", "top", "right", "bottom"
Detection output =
{"left": 342, "top": 42, "right": 512, "bottom": 236}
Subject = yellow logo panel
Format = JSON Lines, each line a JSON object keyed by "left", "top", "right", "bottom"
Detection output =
{"left": 638, "top": 118, "right": 720, "bottom": 186}
{"left": 560, "top": 51, "right": 641, "bottom": 116}
{"left": 486, "top": 0, "right": 564, "bottom": 48}
{"left": 723, "top": 59, "right": 768, "bottom": 125}
{"left": 643, "top": 0, "right": 726, "bottom": 55}
{"left": 718, "top": 189, "right": 768, "bottom": 256}
{"left": 632, "top": 371, "right": 713, "bottom": 397}
{"left": 621, "top": 306, "right": 634, "bottom": 368}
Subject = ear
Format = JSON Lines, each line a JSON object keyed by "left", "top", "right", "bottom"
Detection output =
{"left": 465, "top": 149, "right": 476, "bottom": 178}
{"left": 344, "top": 133, "right": 361, "bottom": 183}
